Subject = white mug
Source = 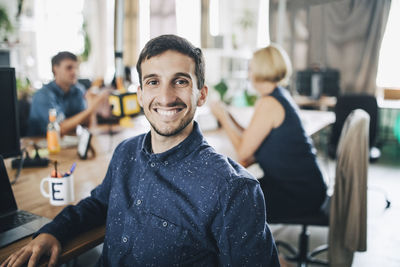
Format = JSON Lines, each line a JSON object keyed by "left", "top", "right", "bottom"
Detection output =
{"left": 40, "top": 175, "right": 75, "bottom": 206}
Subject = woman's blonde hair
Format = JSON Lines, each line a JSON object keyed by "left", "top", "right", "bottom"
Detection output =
{"left": 251, "top": 44, "right": 292, "bottom": 85}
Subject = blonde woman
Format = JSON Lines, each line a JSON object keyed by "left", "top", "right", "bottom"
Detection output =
{"left": 211, "top": 44, "right": 327, "bottom": 220}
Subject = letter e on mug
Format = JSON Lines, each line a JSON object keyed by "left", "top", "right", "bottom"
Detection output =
{"left": 40, "top": 176, "right": 75, "bottom": 206}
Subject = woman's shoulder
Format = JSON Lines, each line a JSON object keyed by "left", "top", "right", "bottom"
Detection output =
{"left": 255, "top": 95, "right": 284, "bottom": 112}
{"left": 254, "top": 95, "right": 285, "bottom": 128}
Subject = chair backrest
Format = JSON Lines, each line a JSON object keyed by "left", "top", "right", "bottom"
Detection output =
{"left": 329, "top": 109, "right": 369, "bottom": 265}
{"left": 329, "top": 94, "right": 378, "bottom": 157}
{"left": 78, "top": 78, "right": 92, "bottom": 90}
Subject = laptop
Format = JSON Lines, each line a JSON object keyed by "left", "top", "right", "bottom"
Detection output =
{"left": 0, "top": 156, "right": 51, "bottom": 248}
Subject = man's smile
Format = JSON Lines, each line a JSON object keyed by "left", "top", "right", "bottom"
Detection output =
{"left": 152, "top": 105, "right": 186, "bottom": 121}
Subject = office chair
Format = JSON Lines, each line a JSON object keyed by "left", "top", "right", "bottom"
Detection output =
{"left": 329, "top": 93, "right": 380, "bottom": 162}
{"left": 329, "top": 94, "right": 391, "bottom": 209}
{"left": 270, "top": 109, "right": 369, "bottom": 267}
{"left": 269, "top": 211, "right": 329, "bottom": 266}
{"left": 78, "top": 78, "right": 92, "bottom": 90}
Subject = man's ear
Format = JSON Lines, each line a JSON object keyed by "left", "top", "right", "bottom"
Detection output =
{"left": 137, "top": 85, "right": 143, "bottom": 107}
{"left": 197, "top": 85, "right": 208, "bottom": 107}
{"left": 52, "top": 64, "right": 59, "bottom": 77}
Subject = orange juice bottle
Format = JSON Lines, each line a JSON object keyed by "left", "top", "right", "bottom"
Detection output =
{"left": 47, "top": 109, "right": 61, "bottom": 154}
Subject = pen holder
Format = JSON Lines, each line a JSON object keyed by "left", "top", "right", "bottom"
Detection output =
{"left": 40, "top": 175, "right": 75, "bottom": 206}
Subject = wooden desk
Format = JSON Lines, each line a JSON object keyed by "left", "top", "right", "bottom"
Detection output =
{"left": 0, "top": 109, "right": 334, "bottom": 264}
{"left": 223, "top": 106, "right": 335, "bottom": 136}
{"left": 0, "top": 120, "right": 149, "bottom": 265}
{"left": 293, "top": 95, "right": 337, "bottom": 110}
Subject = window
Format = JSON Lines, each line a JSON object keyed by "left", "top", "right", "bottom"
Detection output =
{"left": 376, "top": 0, "right": 400, "bottom": 88}
{"left": 34, "top": 0, "right": 85, "bottom": 81}
{"left": 176, "top": 0, "right": 201, "bottom": 47}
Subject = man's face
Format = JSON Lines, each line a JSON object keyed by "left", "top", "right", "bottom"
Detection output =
{"left": 137, "top": 50, "right": 207, "bottom": 137}
{"left": 53, "top": 59, "right": 78, "bottom": 87}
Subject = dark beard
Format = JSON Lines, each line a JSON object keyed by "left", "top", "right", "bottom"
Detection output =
{"left": 146, "top": 112, "right": 195, "bottom": 137}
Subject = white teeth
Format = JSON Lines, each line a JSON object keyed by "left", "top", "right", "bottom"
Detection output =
{"left": 157, "top": 109, "right": 178, "bottom": 116}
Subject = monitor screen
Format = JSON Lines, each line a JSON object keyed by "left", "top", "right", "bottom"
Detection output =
{"left": 0, "top": 68, "right": 21, "bottom": 158}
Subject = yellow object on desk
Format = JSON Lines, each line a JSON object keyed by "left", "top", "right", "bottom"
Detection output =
{"left": 109, "top": 92, "right": 141, "bottom": 117}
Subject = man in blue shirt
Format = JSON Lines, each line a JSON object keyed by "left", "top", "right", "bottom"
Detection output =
{"left": 27, "top": 51, "right": 109, "bottom": 136}
{"left": 2, "top": 35, "right": 280, "bottom": 267}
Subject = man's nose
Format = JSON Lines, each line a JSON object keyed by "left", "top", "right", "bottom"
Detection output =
{"left": 157, "top": 84, "right": 176, "bottom": 105}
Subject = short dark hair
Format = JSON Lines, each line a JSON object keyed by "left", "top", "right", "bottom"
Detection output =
{"left": 136, "top": 35, "right": 205, "bottom": 89}
{"left": 51, "top": 51, "right": 78, "bottom": 74}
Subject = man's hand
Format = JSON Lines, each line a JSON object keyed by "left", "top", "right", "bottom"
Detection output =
{"left": 1, "top": 234, "right": 61, "bottom": 267}
{"left": 86, "top": 88, "right": 112, "bottom": 113}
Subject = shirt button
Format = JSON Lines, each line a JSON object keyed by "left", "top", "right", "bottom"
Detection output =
{"left": 150, "top": 162, "right": 155, "bottom": 167}
{"left": 136, "top": 199, "right": 142, "bottom": 206}
{"left": 162, "top": 221, "right": 168, "bottom": 227}
{"left": 122, "top": 236, "right": 128, "bottom": 243}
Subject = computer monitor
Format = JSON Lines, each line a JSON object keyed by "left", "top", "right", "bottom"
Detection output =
{"left": 0, "top": 67, "right": 21, "bottom": 158}
{"left": 296, "top": 68, "right": 340, "bottom": 98}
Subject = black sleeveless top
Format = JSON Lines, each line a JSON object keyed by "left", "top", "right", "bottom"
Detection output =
{"left": 254, "top": 87, "right": 326, "bottom": 195}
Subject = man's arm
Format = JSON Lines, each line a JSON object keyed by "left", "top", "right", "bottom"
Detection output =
{"left": 0, "top": 196, "right": 107, "bottom": 267}
{"left": 1, "top": 148, "right": 117, "bottom": 267}
{"left": 212, "top": 179, "right": 280, "bottom": 266}
{"left": 60, "top": 89, "right": 110, "bottom": 136}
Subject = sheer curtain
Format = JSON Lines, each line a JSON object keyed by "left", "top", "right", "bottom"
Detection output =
{"left": 269, "top": 0, "right": 391, "bottom": 95}
{"left": 150, "top": 0, "right": 177, "bottom": 38}
{"left": 308, "top": 0, "right": 391, "bottom": 94}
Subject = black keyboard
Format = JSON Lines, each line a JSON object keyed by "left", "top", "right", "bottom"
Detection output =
{"left": 0, "top": 211, "right": 40, "bottom": 233}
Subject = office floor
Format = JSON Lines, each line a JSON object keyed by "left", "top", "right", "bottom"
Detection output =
{"left": 272, "top": 144, "right": 400, "bottom": 267}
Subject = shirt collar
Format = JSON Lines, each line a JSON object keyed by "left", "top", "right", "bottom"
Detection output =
{"left": 49, "top": 81, "right": 77, "bottom": 97}
{"left": 141, "top": 121, "right": 204, "bottom": 164}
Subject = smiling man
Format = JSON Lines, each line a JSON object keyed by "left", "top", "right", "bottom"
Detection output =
{"left": 2, "top": 35, "right": 279, "bottom": 267}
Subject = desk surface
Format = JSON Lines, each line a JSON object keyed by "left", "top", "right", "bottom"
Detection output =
{"left": 0, "top": 107, "right": 334, "bottom": 265}
{"left": 292, "top": 95, "right": 337, "bottom": 110}
{"left": 378, "top": 97, "right": 400, "bottom": 109}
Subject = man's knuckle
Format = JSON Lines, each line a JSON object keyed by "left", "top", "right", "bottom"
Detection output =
{"left": 32, "top": 244, "right": 43, "bottom": 252}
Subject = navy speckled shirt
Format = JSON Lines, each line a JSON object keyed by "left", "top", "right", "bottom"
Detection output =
{"left": 36, "top": 122, "right": 280, "bottom": 266}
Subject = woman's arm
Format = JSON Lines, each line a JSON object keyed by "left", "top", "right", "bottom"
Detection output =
{"left": 211, "top": 97, "right": 284, "bottom": 164}
{"left": 228, "top": 112, "right": 245, "bottom": 131}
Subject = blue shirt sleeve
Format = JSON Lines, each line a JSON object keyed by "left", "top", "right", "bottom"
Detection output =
{"left": 74, "top": 83, "right": 88, "bottom": 112}
{"left": 212, "top": 179, "right": 280, "bottom": 266}
{"left": 27, "top": 89, "right": 65, "bottom": 136}
{"left": 27, "top": 83, "right": 87, "bottom": 136}
{"left": 27, "top": 90, "right": 51, "bottom": 136}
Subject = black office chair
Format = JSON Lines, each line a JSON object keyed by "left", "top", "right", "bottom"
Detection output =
{"left": 78, "top": 78, "right": 92, "bottom": 90}
{"left": 328, "top": 94, "right": 380, "bottom": 162}
{"left": 328, "top": 93, "right": 391, "bottom": 209}
{"left": 268, "top": 210, "right": 329, "bottom": 266}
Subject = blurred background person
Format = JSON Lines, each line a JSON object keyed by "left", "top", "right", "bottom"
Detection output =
{"left": 211, "top": 44, "right": 327, "bottom": 220}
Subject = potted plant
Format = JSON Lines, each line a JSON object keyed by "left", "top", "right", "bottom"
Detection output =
{"left": 0, "top": 5, "right": 13, "bottom": 42}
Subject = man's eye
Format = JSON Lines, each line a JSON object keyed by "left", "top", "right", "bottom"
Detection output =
{"left": 146, "top": 80, "right": 158, "bottom": 86}
{"left": 175, "top": 79, "right": 188, "bottom": 86}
